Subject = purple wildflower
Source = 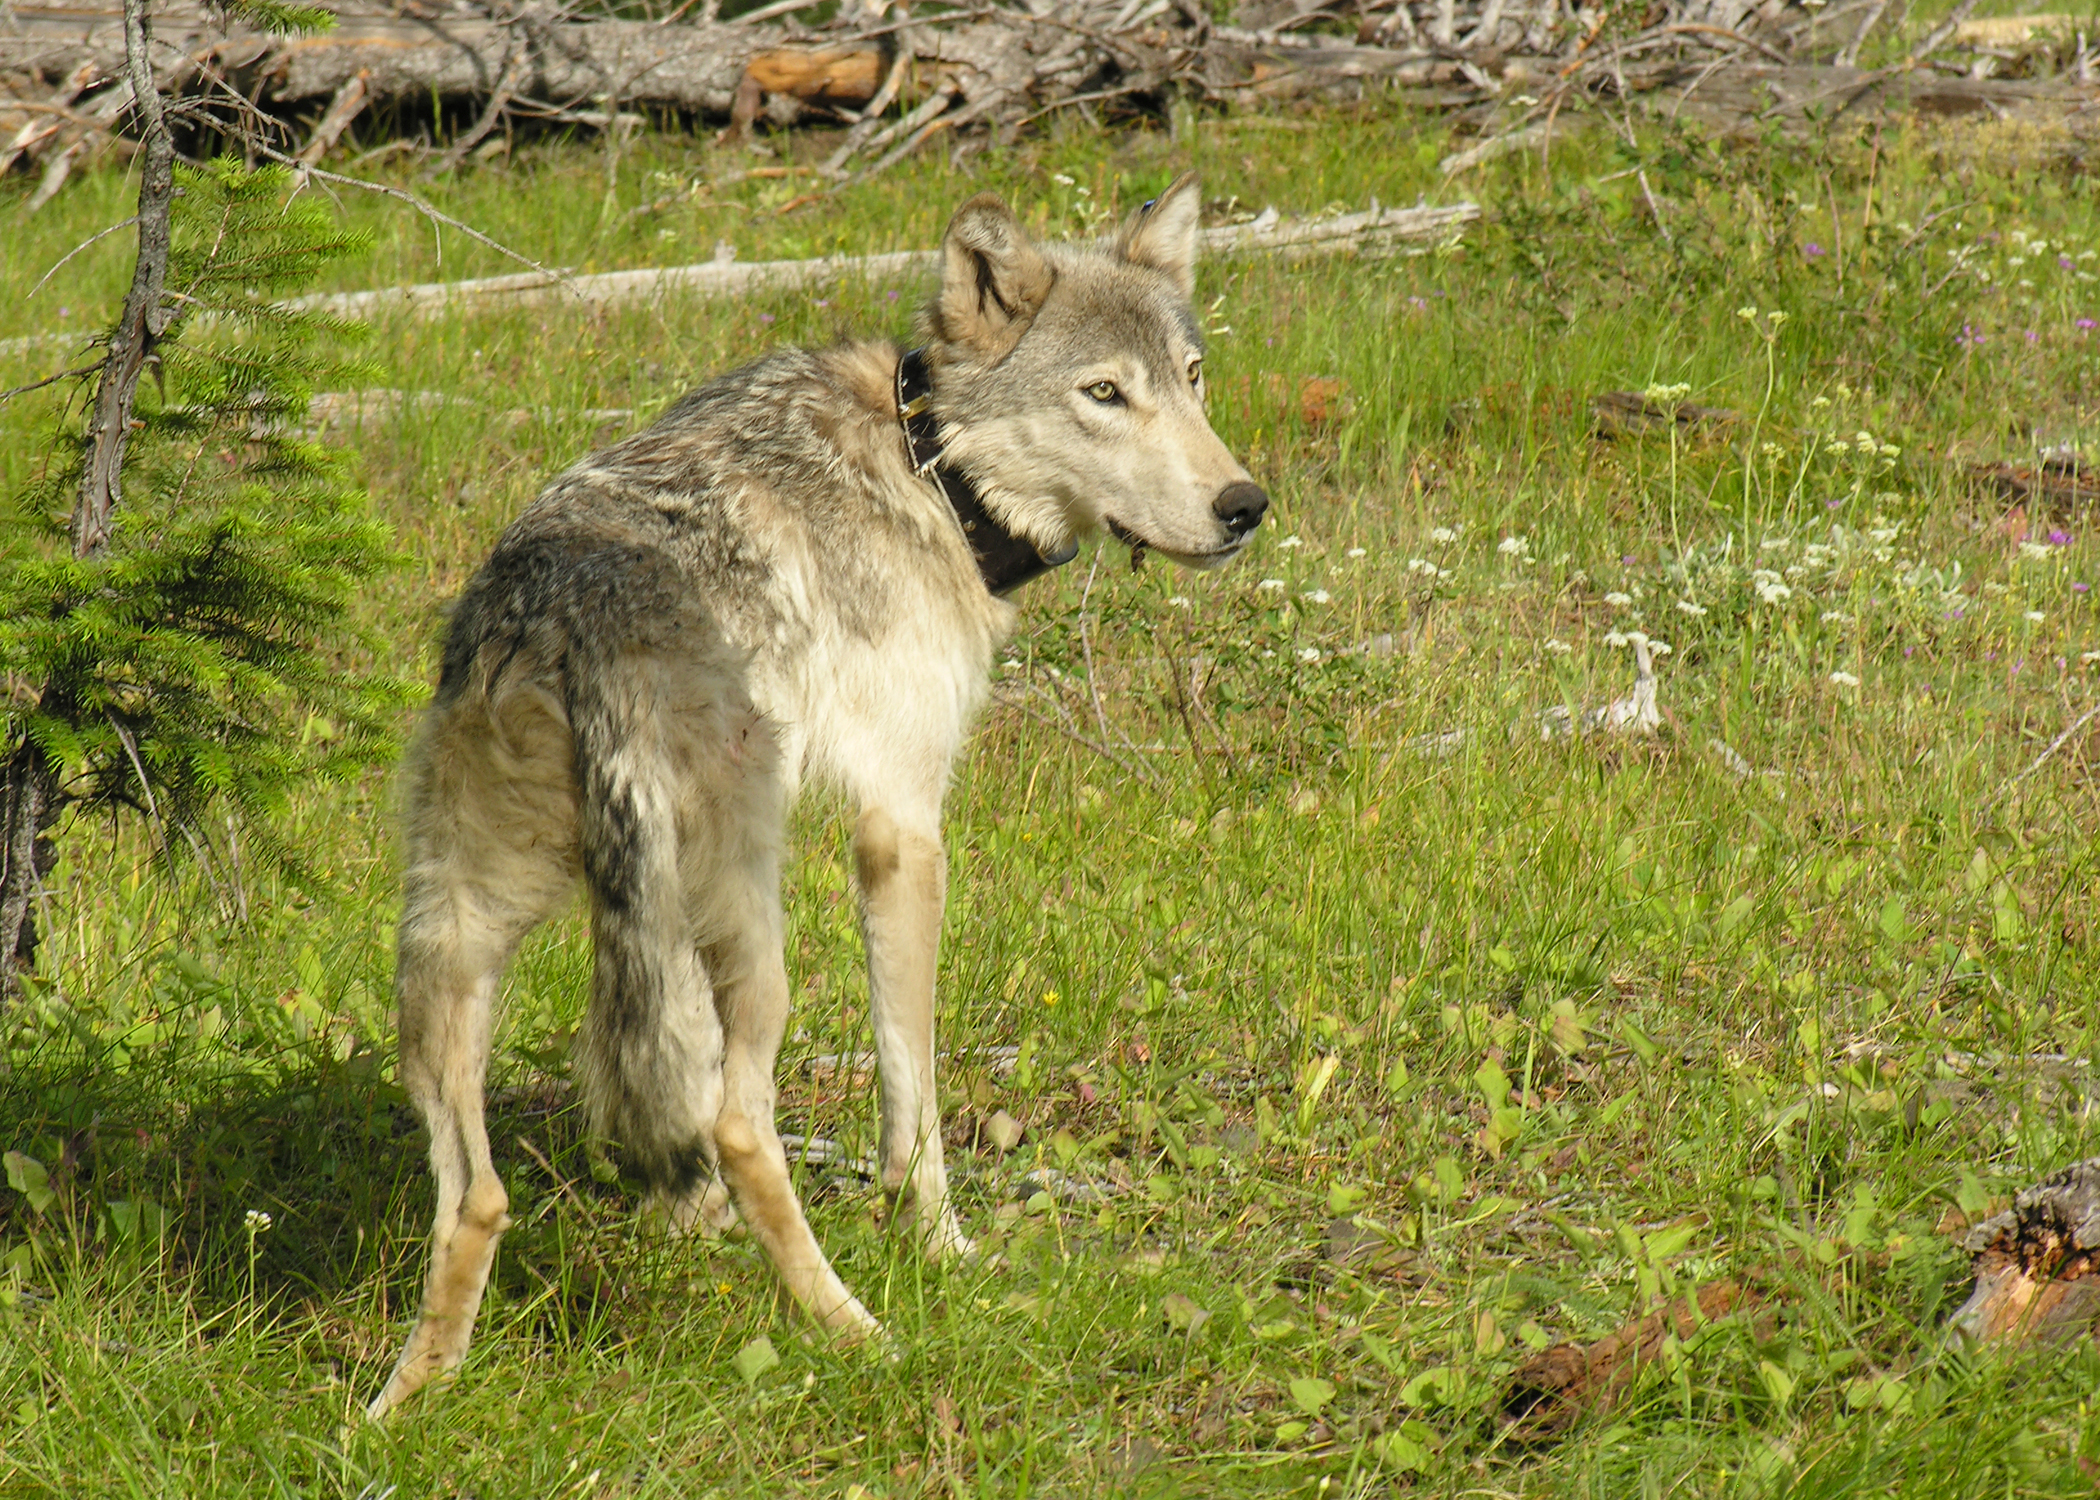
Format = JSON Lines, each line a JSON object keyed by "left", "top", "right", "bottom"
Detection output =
{"left": 2080, "top": 318, "right": 2098, "bottom": 331}
{"left": 2049, "top": 529, "right": 2072, "bottom": 545}
{"left": 2026, "top": 329, "right": 2040, "bottom": 344}
{"left": 2076, "top": 582, "right": 2092, "bottom": 593}
{"left": 2063, "top": 256, "right": 2077, "bottom": 271}
{"left": 761, "top": 313, "right": 776, "bottom": 323}
{"left": 815, "top": 299, "right": 830, "bottom": 308}
{"left": 1804, "top": 242, "right": 1825, "bottom": 258}
{"left": 1958, "top": 324, "right": 1986, "bottom": 349}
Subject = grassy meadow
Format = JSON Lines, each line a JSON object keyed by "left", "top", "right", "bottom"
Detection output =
{"left": 2, "top": 93, "right": 2099, "bottom": 1497}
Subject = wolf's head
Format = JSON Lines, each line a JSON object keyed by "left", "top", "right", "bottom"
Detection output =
{"left": 920, "top": 173, "right": 1267, "bottom": 570}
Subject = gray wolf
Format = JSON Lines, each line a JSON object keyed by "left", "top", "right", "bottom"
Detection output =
{"left": 367, "top": 172, "right": 1267, "bottom": 1417}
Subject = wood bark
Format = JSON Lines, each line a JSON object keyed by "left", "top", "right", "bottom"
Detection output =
{"left": 1951, "top": 1157, "right": 2100, "bottom": 1347}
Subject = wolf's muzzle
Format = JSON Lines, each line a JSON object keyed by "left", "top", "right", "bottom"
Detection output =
{"left": 1213, "top": 481, "right": 1270, "bottom": 539}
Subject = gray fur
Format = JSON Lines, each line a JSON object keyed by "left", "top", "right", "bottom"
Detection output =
{"left": 368, "top": 174, "right": 1263, "bottom": 1417}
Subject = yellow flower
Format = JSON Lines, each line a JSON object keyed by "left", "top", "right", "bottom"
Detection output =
{"left": 1042, "top": 989, "right": 1060, "bottom": 1008}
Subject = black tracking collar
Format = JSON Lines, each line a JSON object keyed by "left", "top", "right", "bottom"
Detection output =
{"left": 895, "top": 347, "right": 1077, "bottom": 597}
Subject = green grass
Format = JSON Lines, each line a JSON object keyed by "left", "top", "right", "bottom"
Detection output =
{"left": 3, "top": 96, "right": 2100, "bottom": 1496}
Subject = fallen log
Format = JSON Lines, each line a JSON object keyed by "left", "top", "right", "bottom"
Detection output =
{"left": 286, "top": 198, "right": 1480, "bottom": 321}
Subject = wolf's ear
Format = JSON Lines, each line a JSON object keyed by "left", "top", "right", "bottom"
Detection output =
{"left": 934, "top": 193, "right": 1054, "bottom": 357}
{"left": 1115, "top": 172, "right": 1201, "bottom": 299}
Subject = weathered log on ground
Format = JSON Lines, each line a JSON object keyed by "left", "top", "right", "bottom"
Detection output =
{"left": 0, "top": 5, "right": 883, "bottom": 118}
{"left": 1952, "top": 1157, "right": 2100, "bottom": 1347}
{"left": 1651, "top": 60, "right": 2100, "bottom": 130}
{"left": 287, "top": 197, "right": 1480, "bottom": 320}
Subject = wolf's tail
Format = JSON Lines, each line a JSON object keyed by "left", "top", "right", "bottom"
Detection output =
{"left": 440, "top": 530, "right": 780, "bottom": 1194}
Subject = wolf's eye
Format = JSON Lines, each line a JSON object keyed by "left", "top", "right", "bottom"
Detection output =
{"left": 1085, "top": 380, "right": 1119, "bottom": 404}
{"left": 1187, "top": 360, "right": 1203, "bottom": 388}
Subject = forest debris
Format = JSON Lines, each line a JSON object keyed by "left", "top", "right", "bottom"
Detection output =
{"left": 1953, "top": 15, "right": 2078, "bottom": 49}
{"left": 8, "top": 0, "right": 2065, "bottom": 202}
{"left": 284, "top": 199, "right": 1478, "bottom": 323}
{"left": 1951, "top": 1156, "right": 2100, "bottom": 1348}
{"left": 1539, "top": 633, "right": 1662, "bottom": 740}
{"left": 1502, "top": 1280, "right": 1757, "bottom": 1441}
{"left": 296, "top": 70, "right": 369, "bottom": 165}
{"left": 1591, "top": 390, "right": 1742, "bottom": 437}
{"left": 300, "top": 388, "right": 631, "bottom": 434}
{"left": 1973, "top": 455, "right": 2097, "bottom": 513}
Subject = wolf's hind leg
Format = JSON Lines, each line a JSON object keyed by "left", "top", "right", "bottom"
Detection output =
{"left": 369, "top": 783, "right": 573, "bottom": 1419}
{"left": 709, "top": 862, "right": 882, "bottom": 1339}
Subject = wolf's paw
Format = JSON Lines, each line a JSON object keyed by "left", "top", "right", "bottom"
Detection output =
{"left": 917, "top": 1209, "right": 976, "bottom": 1264}
{"left": 652, "top": 1179, "right": 742, "bottom": 1239}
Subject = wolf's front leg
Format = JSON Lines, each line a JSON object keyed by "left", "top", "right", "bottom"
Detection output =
{"left": 854, "top": 805, "right": 973, "bottom": 1259}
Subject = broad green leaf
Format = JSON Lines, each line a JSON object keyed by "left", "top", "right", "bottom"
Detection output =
{"left": 1287, "top": 1377, "right": 1335, "bottom": 1416}
{"left": 732, "top": 1335, "right": 780, "bottom": 1384}
{"left": 3, "top": 1152, "right": 52, "bottom": 1215}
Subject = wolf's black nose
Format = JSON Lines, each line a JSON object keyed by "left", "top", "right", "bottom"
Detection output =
{"left": 1213, "top": 481, "right": 1269, "bottom": 538}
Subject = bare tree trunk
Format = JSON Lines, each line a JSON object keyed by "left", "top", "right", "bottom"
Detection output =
{"left": 2, "top": 0, "right": 174, "bottom": 993}
{"left": 0, "top": 745, "right": 56, "bottom": 990}
{"left": 73, "top": 0, "right": 173, "bottom": 559}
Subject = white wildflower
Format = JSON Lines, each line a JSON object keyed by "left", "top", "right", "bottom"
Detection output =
{"left": 1736, "top": 306, "right": 1758, "bottom": 321}
{"left": 1829, "top": 671, "right": 1860, "bottom": 687}
{"left": 1345, "top": 547, "right": 1367, "bottom": 559}
{"left": 1544, "top": 639, "right": 1572, "bottom": 655}
{"left": 1430, "top": 526, "right": 1458, "bottom": 544}
{"left": 1407, "top": 558, "right": 1434, "bottom": 573}
{"left": 1052, "top": 173, "right": 1075, "bottom": 185}
{"left": 1649, "top": 640, "right": 1672, "bottom": 656}
{"left": 1297, "top": 647, "right": 1321, "bottom": 664}
{"left": 1757, "top": 580, "right": 1792, "bottom": 604}
{"left": 1879, "top": 443, "right": 1900, "bottom": 459}
{"left": 2018, "top": 542, "right": 2052, "bottom": 561}
{"left": 1603, "top": 630, "right": 1630, "bottom": 647}
{"left": 1498, "top": 535, "right": 1527, "bottom": 557}
{"left": 1869, "top": 527, "right": 1900, "bottom": 543}
{"left": 1604, "top": 591, "right": 1633, "bottom": 607}
{"left": 245, "top": 1210, "right": 274, "bottom": 1233}
{"left": 1676, "top": 600, "right": 1708, "bottom": 617}
{"left": 1167, "top": 597, "right": 1192, "bottom": 610}
{"left": 1761, "top": 537, "right": 1791, "bottom": 551}
{"left": 1302, "top": 589, "right": 1331, "bottom": 604}
{"left": 1278, "top": 535, "right": 1304, "bottom": 550}
{"left": 1819, "top": 611, "right": 1850, "bottom": 624}
{"left": 2025, "top": 610, "right": 2046, "bottom": 623}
